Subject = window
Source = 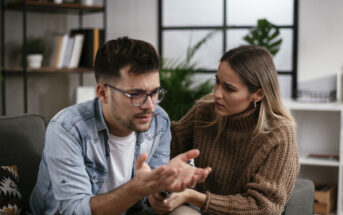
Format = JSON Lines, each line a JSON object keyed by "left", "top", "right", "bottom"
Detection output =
{"left": 158, "top": 0, "right": 298, "bottom": 98}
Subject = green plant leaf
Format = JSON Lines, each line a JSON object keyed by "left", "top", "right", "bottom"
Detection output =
{"left": 25, "top": 37, "right": 46, "bottom": 54}
{"left": 243, "top": 18, "right": 282, "bottom": 56}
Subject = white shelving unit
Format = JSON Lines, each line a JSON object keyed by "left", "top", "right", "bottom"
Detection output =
{"left": 284, "top": 99, "right": 343, "bottom": 215}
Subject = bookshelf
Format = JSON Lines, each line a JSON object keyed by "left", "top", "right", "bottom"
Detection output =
{"left": 283, "top": 99, "right": 343, "bottom": 215}
{"left": 0, "top": 0, "right": 107, "bottom": 115}
{"left": 3, "top": 67, "right": 94, "bottom": 73}
{"left": 5, "top": 1, "right": 105, "bottom": 14}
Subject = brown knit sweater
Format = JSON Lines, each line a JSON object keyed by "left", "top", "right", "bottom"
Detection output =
{"left": 171, "top": 102, "right": 299, "bottom": 215}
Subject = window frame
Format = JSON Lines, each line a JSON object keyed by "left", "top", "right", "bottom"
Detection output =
{"left": 158, "top": 0, "right": 299, "bottom": 98}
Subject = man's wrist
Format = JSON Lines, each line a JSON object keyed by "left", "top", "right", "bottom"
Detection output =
{"left": 128, "top": 178, "right": 147, "bottom": 198}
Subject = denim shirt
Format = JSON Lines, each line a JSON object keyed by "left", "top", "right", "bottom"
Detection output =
{"left": 30, "top": 98, "right": 171, "bottom": 215}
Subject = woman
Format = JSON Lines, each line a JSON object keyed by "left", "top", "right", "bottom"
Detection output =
{"left": 148, "top": 45, "right": 299, "bottom": 215}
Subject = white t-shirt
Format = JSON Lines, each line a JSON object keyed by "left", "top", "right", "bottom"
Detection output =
{"left": 98, "top": 132, "right": 136, "bottom": 194}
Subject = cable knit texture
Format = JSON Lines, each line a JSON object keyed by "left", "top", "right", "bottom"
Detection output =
{"left": 171, "top": 102, "right": 299, "bottom": 215}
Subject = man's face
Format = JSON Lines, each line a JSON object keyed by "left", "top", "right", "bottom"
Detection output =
{"left": 104, "top": 66, "right": 160, "bottom": 136}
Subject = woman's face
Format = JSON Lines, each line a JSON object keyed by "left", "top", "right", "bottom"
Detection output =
{"left": 214, "top": 61, "right": 256, "bottom": 116}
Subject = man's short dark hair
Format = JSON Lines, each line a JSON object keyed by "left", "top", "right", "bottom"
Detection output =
{"left": 94, "top": 37, "right": 160, "bottom": 83}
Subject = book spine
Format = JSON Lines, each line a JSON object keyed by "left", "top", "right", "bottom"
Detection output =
{"left": 69, "top": 34, "right": 84, "bottom": 69}
{"left": 57, "top": 34, "right": 69, "bottom": 68}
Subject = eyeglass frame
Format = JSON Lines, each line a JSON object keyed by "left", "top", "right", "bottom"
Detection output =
{"left": 104, "top": 83, "right": 167, "bottom": 107}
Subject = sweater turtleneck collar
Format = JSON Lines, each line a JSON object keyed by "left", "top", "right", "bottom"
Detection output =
{"left": 224, "top": 104, "right": 259, "bottom": 131}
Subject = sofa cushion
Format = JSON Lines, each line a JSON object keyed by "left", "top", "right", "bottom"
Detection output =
{"left": 0, "top": 165, "right": 23, "bottom": 215}
{"left": 0, "top": 114, "right": 45, "bottom": 212}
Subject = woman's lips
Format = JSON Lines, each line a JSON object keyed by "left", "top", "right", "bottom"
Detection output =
{"left": 215, "top": 102, "right": 225, "bottom": 108}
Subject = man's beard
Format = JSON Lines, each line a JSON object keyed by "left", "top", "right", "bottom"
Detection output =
{"left": 112, "top": 109, "right": 155, "bottom": 133}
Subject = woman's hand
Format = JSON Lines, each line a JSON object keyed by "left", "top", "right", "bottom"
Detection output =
{"left": 148, "top": 191, "right": 189, "bottom": 214}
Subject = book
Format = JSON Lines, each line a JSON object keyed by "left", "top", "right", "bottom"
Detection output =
{"left": 45, "top": 33, "right": 61, "bottom": 68}
{"left": 68, "top": 34, "right": 84, "bottom": 68}
{"left": 62, "top": 36, "right": 74, "bottom": 68}
{"left": 56, "top": 34, "right": 69, "bottom": 68}
{"left": 70, "top": 28, "right": 105, "bottom": 68}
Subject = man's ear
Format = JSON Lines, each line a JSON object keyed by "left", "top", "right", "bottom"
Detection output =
{"left": 96, "top": 83, "right": 108, "bottom": 104}
{"left": 253, "top": 88, "right": 264, "bottom": 102}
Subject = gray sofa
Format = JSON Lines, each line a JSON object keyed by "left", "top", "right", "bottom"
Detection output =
{"left": 0, "top": 114, "right": 314, "bottom": 214}
{"left": 0, "top": 114, "right": 45, "bottom": 213}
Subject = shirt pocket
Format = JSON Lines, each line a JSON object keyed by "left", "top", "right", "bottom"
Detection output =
{"left": 85, "top": 163, "right": 108, "bottom": 193}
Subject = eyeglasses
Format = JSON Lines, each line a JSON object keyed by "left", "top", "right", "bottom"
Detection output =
{"left": 105, "top": 84, "right": 167, "bottom": 107}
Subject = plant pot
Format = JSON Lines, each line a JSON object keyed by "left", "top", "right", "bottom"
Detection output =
{"left": 27, "top": 54, "right": 43, "bottom": 69}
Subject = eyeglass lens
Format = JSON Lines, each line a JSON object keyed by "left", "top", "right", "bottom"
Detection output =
{"left": 131, "top": 89, "right": 166, "bottom": 106}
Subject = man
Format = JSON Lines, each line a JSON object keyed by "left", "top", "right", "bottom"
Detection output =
{"left": 30, "top": 37, "right": 211, "bottom": 215}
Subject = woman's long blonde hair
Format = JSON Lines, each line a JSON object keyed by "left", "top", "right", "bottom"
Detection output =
{"left": 198, "top": 45, "right": 294, "bottom": 139}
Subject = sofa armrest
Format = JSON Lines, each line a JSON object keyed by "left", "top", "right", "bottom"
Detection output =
{"left": 0, "top": 114, "right": 46, "bottom": 212}
{"left": 283, "top": 178, "right": 315, "bottom": 215}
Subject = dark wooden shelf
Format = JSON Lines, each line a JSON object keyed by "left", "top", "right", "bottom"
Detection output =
{"left": 3, "top": 67, "right": 94, "bottom": 74}
{"left": 6, "top": 1, "right": 104, "bottom": 14}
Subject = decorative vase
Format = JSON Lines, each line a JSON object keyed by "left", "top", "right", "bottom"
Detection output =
{"left": 27, "top": 54, "right": 43, "bottom": 69}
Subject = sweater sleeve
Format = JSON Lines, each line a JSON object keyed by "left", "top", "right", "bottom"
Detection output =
{"left": 203, "top": 124, "right": 299, "bottom": 215}
{"left": 170, "top": 104, "right": 199, "bottom": 158}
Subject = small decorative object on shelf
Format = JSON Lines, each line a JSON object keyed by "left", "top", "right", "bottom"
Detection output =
{"left": 297, "top": 89, "right": 337, "bottom": 103}
{"left": 314, "top": 184, "right": 337, "bottom": 215}
{"left": 81, "top": 0, "right": 94, "bottom": 6}
{"left": 26, "top": 37, "right": 46, "bottom": 69}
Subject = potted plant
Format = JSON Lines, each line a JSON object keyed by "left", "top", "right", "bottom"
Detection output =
{"left": 243, "top": 18, "right": 282, "bottom": 56}
{"left": 26, "top": 37, "right": 46, "bottom": 68}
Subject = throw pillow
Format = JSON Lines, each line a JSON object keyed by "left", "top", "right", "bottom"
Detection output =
{"left": 0, "top": 166, "right": 22, "bottom": 215}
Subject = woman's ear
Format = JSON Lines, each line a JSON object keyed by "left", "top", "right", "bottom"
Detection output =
{"left": 253, "top": 88, "right": 265, "bottom": 102}
{"left": 96, "top": 83, "right": 108, "bottom": 104}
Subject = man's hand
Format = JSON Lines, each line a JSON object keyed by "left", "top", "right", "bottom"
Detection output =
{"left": 132, "top": 149, "right": 211, "bottom": 197}
{"left": 165, "top": 149, "right": 211, "bottom": 192}
{"left": 132, "top": 153, "right": 179, "bottom": 196}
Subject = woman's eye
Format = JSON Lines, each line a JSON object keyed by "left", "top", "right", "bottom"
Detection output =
{"left": 225, "top": 85, "right": 234, "bottom": 92}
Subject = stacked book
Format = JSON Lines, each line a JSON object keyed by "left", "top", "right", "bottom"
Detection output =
{"left": 51, "top": 28, "right": 104, "bottom": 69}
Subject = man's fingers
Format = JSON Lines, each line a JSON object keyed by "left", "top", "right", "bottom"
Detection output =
{"left": 160, "top": 168, "right": 178, "bottom": 187}
{"left": 177, "top": 149, "right": 200, "bottom": 162}
{"left": 193, "top": 167, "right": 212, "bottom": 183}
{"left": 149, "top": 165, "right": 167, "bottom": 180}
{"left": 135, "top": 152, "right": 148, "bottom": 170}
{"left": 194, "top": 167, "right": 212, "bottom": 176}
{"left": 183, "top": 174, "right": 197, "bottom": 188}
